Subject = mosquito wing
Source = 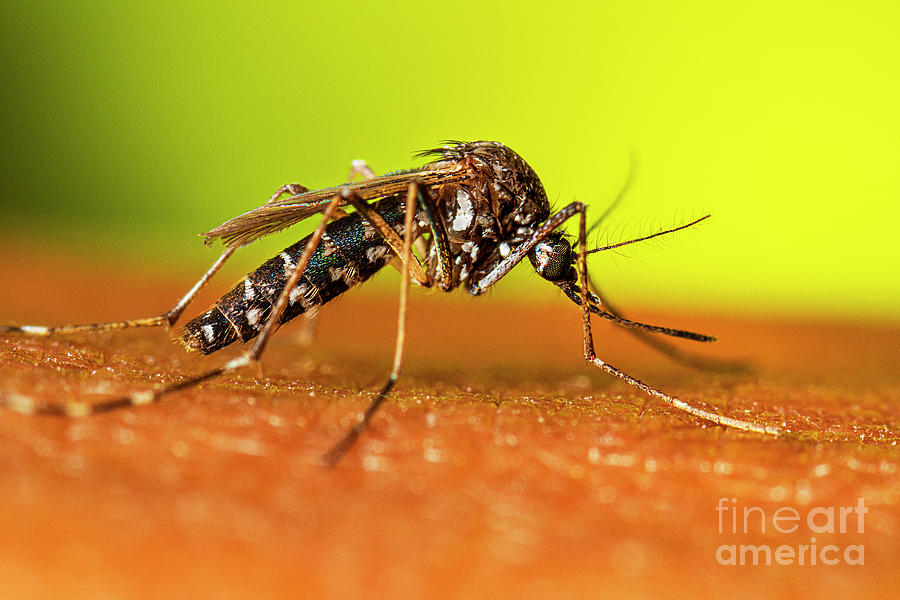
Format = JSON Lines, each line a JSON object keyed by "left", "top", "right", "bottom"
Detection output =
{"left": 203, "top": 166, "right": 470, "bottom": 248}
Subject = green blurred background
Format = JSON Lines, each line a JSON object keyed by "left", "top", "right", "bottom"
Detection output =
{"left": 2, "top": 0, "right": 898, "bottom": 321}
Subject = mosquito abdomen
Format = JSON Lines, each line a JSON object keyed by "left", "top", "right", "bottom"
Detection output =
{"left": 182, "top": 197, "right": 408, "bottom": 354}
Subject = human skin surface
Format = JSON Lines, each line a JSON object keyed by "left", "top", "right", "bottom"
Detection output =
{"left": 0, "top": 248, "right": 897, "bottom": 599}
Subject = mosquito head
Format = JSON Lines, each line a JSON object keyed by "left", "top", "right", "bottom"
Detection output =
{"left": 529, "top": 232, "right": 576, "bottom": 283}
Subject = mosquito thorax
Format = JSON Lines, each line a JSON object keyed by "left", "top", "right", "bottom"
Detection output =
{"left": 424, "top": 141, "right": 550, "bottom": 240}
{"left": 421, "top": 141, "right": 552, "bottom": 286}
{"left": 529, "top": 233, "right": 576, "bottom": 283}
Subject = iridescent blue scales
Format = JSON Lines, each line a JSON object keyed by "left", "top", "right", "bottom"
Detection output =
{"left": 182, "top": 196, "right": 417, "bottom": 354}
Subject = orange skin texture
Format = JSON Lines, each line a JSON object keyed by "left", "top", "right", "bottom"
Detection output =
{"left": 1, "top": 248, "right": 898, "bottom": 598}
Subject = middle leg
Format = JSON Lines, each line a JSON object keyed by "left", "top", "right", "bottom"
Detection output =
{"left": 321, "top": 181, "right": 420, "bottom": 466}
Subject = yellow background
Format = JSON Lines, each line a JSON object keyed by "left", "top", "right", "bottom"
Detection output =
{"left": 2, "top": 1, "right": 898, "bottom": 321}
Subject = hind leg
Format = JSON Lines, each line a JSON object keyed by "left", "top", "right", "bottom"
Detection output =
{"left": 1, "top": 246, "right": 236, "bottom": 337}
{"left": 0, "top": 194, "right": 344, "bottom": 418}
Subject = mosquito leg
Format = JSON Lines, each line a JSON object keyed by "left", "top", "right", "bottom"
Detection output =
{"left": 344, "top": 161, "right": 446, "bottom": 282}
{"left": 296, "top": 158, "right": 385, "bottom": 344}
{"left": 344, "top": 160, "right": 427, "bottom": 258}
{"left": 163, "top": 247, "right": 238, "bottom": 326}
{"left": 557, "top": 283, "right": 718, "bottom": 342}
{"left": 585, "top": 278, "right": 751, "bottom": 373}
{"left": 469, "top": 202, "right": 585, "bottom": 295}
{"left": 266, "top": 182, "right": 309, "bottom": 204}
{"left": 0, "top": 246, "right": 237, "bottom": 337}
{"left": 347, "top": 159, "right": 425, "bottom": 260}
{"left": 287, "top": 159, "right": 383, "bottom": 347}
{"left": 282, "top": 172, "right": 379, "bottom": 348}
{"left": 466, "top": 202, "right": 779, "bottom": 435}
{"left": 321, "top": 181, "right": 419, "bottom": 467}
{"left": 413, "top": 183, "right": 454, "bottom": 291}
{"left": 298, "top": 172, "right": 447, "bottom": 351}
{"left": 347, "top": 159, "right": 377, "bottom": 182}
{"left": 0, "top": 180, "right": 334, "bottom": 338}
{"left": 1, "top": 196, "right": 344, "bottom": 419}
{"left": 572, "top": 207, "right": 780, "bottom": 436}
{"left": 342, "top": 189, "right": 431, "bottom": 286}
{"left": 298, "top": 175, "right": 441, "bottom": 350}
{"left": 367, "top": 181, "right": 449, "bottom": 288}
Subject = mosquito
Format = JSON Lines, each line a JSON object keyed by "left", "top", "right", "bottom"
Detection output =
{"left": 0, "top": 141, "right": 780, "bottom": 465}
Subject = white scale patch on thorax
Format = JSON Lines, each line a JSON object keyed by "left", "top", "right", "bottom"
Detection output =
{"left": 514, "top": 211, "right": 533, "bottom": 224}
{"left": 243, "top": 278, "right": 256, "bottom": 301}
{"left": 452, "top": 189, "right": 474, "bottom": 231}
{"left": 461, "top": 241, "right": 478, "bottom": 260}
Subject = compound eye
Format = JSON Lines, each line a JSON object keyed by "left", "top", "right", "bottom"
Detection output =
{"left": 530, "top": 236, "right": 573, "bottom": 282}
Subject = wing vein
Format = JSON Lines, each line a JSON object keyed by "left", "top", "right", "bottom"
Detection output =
{"left": 203, "top": 167, "right": 469, "bottom": 248}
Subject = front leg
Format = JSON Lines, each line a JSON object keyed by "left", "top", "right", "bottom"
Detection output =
{"left": 468, "top": 201, "right": 780, "bottom": 437}
{"left": 469, "top": 202, "right": 585, "bottom": 295}
{"left": 571, "top": 205, "right": 781, "bottom": 436}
